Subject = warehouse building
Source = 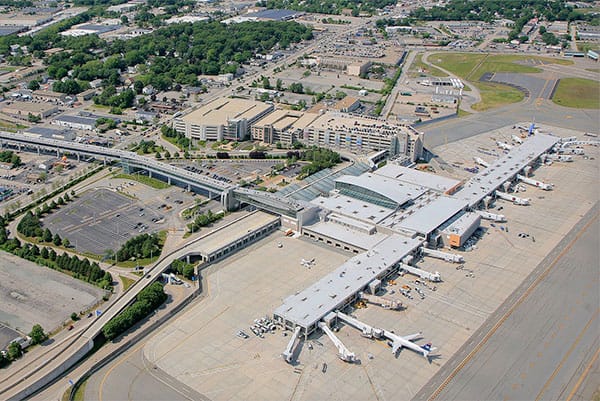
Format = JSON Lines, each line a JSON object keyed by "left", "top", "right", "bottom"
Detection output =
{"left": 174, "top": 98, "right": 274, "bottom": 141}
{"left": 1, "top": 101, "right": 59, "bottom": 120}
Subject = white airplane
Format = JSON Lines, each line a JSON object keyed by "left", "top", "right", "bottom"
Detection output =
{"left": 384, "top": 330, "right": 437, "bottom": 358}
{"left": 496, "top": 141, "right": 512, "bottom": 151}
{"left": 511, "top": 134, "right": 523, "bottom": 144}
{"left": 300, "top": 258, "right": 315, "bottom": 268}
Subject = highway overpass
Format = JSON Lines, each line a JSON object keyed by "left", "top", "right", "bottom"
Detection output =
{"left": 0, "top": 131, "right": 308, "bottom": 216}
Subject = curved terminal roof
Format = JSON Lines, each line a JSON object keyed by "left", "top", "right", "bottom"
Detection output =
{"left": 335, "top": 174, "right": 427, "bottom": 209}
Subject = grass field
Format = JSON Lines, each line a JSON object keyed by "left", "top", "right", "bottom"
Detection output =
{"left": 119, "top": 275, "right": 136, "bottom": 291}
{"left": 552, "top": 78, "right": 600, "bottom": 109}
{"left": 112, "top": 173, "right": 170, "bottom": 189}
{"left": 429, "top": 53, "right": 571, "bottom": 111}
{"left": 409, "top": 53, "right": 448, "bottom": 78}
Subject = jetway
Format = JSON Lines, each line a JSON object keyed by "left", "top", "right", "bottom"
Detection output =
{"left": 419, "top": 247, "right": 464, "bottom": 263}
{"left": 359, "top": 292, "right": 403, "bottom": 310}
{"left": 560, "top": 140, "right": 599, "bottom": 147}
{"left": 495, "top": 191, "right": 530, "bottom": 206}
{"left": 282, "top": 326, "right": 301, "bottom": 363}
{"left": 547, "top": 154, "right": 573, "bottom": 162}
{"left": 398, "top": 262, "right": 441, "bottom": 282}
{"left": 558, "top": 147, "right": 584, "bottom": 155}
{"left": 318, "top": 322, "right": 356, "bottom": 362}
{"left": 336, "top": 311, "right": 383, "bottom": 339}
{"left": 516, "top": 174, "right": 553, "bottom": 191}
{"left": 477, "top": 211, "right": 507, "bottom": 223}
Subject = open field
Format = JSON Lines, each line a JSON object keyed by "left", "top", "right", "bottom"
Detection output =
{"left": 472, "top": 81, "right": 525, "bottom": 111}
{"left": 409, "top": 53, "right": 448, "bottom": 78}
{"left": 0, "top": 252, "right": 105, "bottom": 348}
{"left": 429, "top": 53, "right": 572, "bottom": 110}
{"left": 552, "top": 77, "right": 600, "bottom": 109}
{"left": 112, "top": 172, "right": 171, "bottom": 189}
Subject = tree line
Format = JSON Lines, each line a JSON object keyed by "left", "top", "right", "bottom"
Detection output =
{"left": 256, "top": 0, "right": 396, "bottom": 16}
{"left": 116, "top": 233, "right": 162, "bottom": 262}
{"left": 102, "top": 282, "right": 167, "bottom": 340}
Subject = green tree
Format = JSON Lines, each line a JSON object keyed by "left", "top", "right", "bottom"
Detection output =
{"left": 70, "top": 312, "right": 79, "bottom": 321}
{"left": 28, "top": 80, "right": 40, "bottom": 91}
{"left": 29, "top": 324, "right": 47, "bottom": 345}
{"left": 53, "top": 233, "right": 62, "bottom": 246}
{"left": 8, "top": 342, "right": 22, "bottom": 360}
{"left": 63, "top": 238, "right": 70, "bottom": 248}
{"left": 43, "top": 228, "right": 52, "bottom": 242}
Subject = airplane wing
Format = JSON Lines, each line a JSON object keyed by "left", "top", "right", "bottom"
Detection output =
{"left": 402, "top": 332, "right": 422, "bottom": 341}
{"left": 391, "top": 341, "right": 402, "bottom": 354}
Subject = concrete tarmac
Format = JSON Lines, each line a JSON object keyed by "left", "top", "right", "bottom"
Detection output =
{"left": 414, "top": 204, "right": 599, "bottom": 401}
{"left": 85, "top": 343, "right": 207, "bottom": 401}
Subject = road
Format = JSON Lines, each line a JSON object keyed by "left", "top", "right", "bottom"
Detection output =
{"left": 0, "top": 211, "right": 254, "bottom": 400}
{"left": 381, "top": 50, "right": 416, "bottom": 119}
{"left": 414, "top": 203, "right": 599, "bottom": 401}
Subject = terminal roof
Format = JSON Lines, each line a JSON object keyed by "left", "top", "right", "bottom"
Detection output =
{"left": 310, "top": 194, "right": 394, "bottom": 223}
{"left": 456, "top": 134, "right": 559, "bottom": 207}
{"left": 374, "top": 164, "right": 461, "bottom": 194}
{"left": 274, "top": 235, "right": 422, "bottom": 329}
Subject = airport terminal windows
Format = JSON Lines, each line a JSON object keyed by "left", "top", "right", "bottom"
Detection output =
{"left": 335, "top": 182, "right": 398, "bottom": 210}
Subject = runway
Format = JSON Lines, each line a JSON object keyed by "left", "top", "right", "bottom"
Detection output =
{"left": 414, "top": 204, "right": 599, "bottom": 401}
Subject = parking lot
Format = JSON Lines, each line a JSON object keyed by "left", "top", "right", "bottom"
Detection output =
{"left": 44, "top": 188, "right": 165, "bottom": 256}
{"left": 0, "top": 252, "right": 105, "bottom": 348}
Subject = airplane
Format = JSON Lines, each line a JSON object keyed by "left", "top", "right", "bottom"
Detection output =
{"left": 384, "top": 330, "right": 437, "bottom": 358}
{"left": 511, "top": 134, "right": 523, "bottom": 144}
{"left": 496, "top": 141, "right": 512, "bottom": 151}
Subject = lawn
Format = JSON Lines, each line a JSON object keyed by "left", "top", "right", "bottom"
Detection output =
{"left": 119, "top": 275, "right": 136, "bottom": 291}
{"left": 552, "top": 78, "right": 600, "bottom": 109}
{"left": 112, "top": 172, "right": 170, "bottom": 189}
{"left": 409, "top": 53, "right": 448, "bottom": 78}
{"left": 471, "top": 81, "right": 525, "bottom": 111}
{"left": 429, "top": 53, "right": 571, "bottom": 110}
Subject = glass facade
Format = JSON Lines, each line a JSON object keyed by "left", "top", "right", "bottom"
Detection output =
{"left": 335, "top": 182, "right": 398, "bottom": 209}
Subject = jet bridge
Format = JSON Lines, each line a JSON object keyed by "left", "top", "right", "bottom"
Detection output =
{"left": 359, "top": 292, "right": 403, "bottom": 310}
{"left": 516, "top": 174, "right": 553, "bottom": 191}
{"left": 336, "top": 311, "right": 383, "bottom": 339}
{"left": 477, "top": 210, "right": 507, "bottom": 222}
{"left": 495, "top": 190, "right": 530, "bottom": 205}
{"left": 419, "top": 247, "right": 464, "bottom": 263}
{"left": 282, "top": 326, "right": 301, "bottom": 363}
{"left": 398, "top": 262, "right": 441, "bottom": 282}
{"left": 318, "top": 322, "right": 356, "bottom": 363}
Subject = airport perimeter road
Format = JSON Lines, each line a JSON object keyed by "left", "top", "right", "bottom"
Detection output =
{"left": 414, "top": 204, "right": 599, "bottom": 401}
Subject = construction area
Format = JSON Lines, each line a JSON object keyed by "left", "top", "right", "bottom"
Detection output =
{"left": 141, "top": 125, "right": 598, "bottom": 401}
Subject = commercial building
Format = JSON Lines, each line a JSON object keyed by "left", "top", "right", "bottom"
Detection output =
{"left": 332, "top": 96, "right": 361, "bottom": 113}
{"left": 174, "top": 98, "right": 274, "bottom": 141}
{"left": 1, "top": 101, "right": 58, "bottom": 120}
{"left": 32, "top": 89, "right": 68, "bottom": 103}
{"left": 23, "top": 126, "right": 76, "bottom": 141}
{"left": 52, "top": 112, "right": 121, "bottom": 131}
